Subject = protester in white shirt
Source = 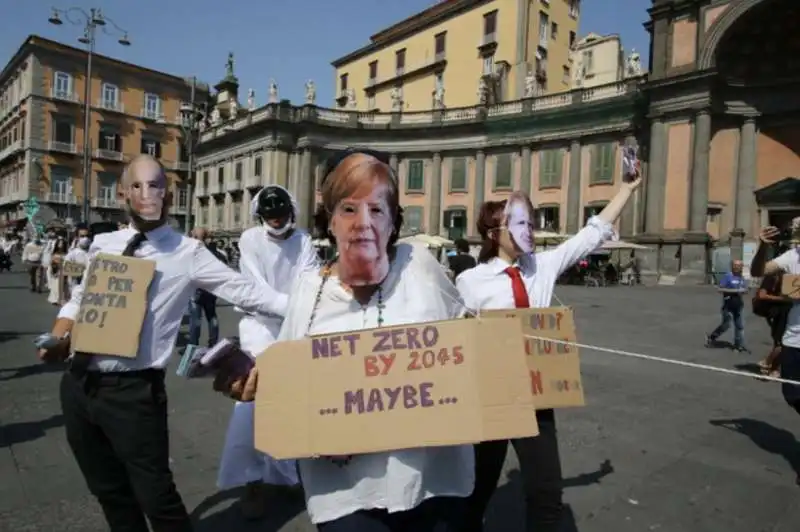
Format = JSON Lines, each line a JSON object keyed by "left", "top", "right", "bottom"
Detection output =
{"left": 41, "top": 229, "right": 57, "bottom": 298}
{"left": 217, "top": 184, "right": 318, "bottom": 519}
{"left": 63, "top": 226, "right": 92, "bottom": 293}
{"left": 22, "top": 238, "right": 44, "bottom": 291}
{"left": 37, "top": 154, "right": 294, "bottom": 532}
{"left": 457, "top": 172, "right": 641, "bottom": 532}
{"left": 216, "top": 149, "right": 471, "bottom": 531}
{"left": 750, "top": 221, "right": 800, "bottom": 486}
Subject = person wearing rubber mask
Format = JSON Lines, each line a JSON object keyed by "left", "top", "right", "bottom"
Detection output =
{"left": 216, "top": 183, "right": 318, "bottom": 520}
{"left": 457, "top": 169, "right": 642, "bottom": 532}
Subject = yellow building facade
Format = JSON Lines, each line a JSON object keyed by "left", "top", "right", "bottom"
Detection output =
{"left": 331, "top": 0, "right": 580, "bottom": 112}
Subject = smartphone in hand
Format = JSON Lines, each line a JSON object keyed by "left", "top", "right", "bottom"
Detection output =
{"left": 622, "top": 145, "right": 639, "bottom": 177}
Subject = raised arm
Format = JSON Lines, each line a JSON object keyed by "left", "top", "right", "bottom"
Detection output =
{"left": 190, "top": 244, "right": 289, "bottom": 317}
{"left": 545, "top": 170, "right": 641, "bottom": 276}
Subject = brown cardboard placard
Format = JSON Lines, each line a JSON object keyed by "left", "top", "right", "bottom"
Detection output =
{"left": 71, "top": 253, "right": 156, "bottom": 358}
{"left": 480, "top": 307, "right": 584, "bottom": 410}
{"left": 254, "top": 317, "right": 538, "bottom": 460}
{"left": 62, "top": 260, "right": 86, "bottom": 278}
{"left": 781, "top": 274, "right": 800, "bottom": 299}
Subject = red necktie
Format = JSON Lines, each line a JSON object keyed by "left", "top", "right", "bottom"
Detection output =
{"left": 504, "top": 266, "right": 530, "bottom": 308}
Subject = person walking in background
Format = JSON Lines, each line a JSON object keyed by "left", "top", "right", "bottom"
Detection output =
{"left": 188, "top": 228, "right": 226, "bottom": 347}
{"left": 448, "top": 238, "right": 477, "bottom": 280}
{"left": 706, "top": 260, "right": 749, "bottom": 352}
{"left": 22, "top": 237, "right": 44, "bottom": 291}
{"left": 40, "top": 228, "right": 57, "bottom": 299}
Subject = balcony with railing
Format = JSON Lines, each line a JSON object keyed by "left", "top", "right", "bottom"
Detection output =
{"left": 98, "top": 99, "right": 125, "bottom": 113}
{"left": 94, "top": 148, "right": 125, "bottom": 162}
{"left": 172, "top": 200, "right": 189, "bottom": 214}
{"left": 50, "top": 88, "right": 80, "bottom": 103}
{"left": 92, "top": 196, "right": 122, "bottom": 209}
{"left": 0, "top": 140, "right": 24, "bottom": 162}
{"left": 199, "top": 77, "right": 644, "bottom": 144}
{"left": 168, "top": 160, "right": 190, "bottom": 171}
{"left": 48, "top": 141, "right": 77, "bottom": 154}
{"left": 45, "top": 192, "right": 77, "bottom": 204}
{"left": 140, "top": 108, "right": 165, "bottom": 122}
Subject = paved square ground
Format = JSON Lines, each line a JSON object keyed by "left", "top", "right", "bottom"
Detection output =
{"left": 1, "top": 268, "right": 799, "bottom": 531}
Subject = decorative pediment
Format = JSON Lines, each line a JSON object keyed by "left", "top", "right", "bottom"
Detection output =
{"left": 754, "top": 177, "right": 800, "bottom": 206}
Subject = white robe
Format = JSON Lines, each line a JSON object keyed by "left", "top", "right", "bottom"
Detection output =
{"left": 216, "top": 225, "right": 319, "bottom": 489}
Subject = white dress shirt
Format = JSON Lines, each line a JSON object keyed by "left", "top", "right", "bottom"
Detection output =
{"left": 58, "top": 225, "right": 290, "bottom": 372}
{"left": 22, "top": 242, "right": 43, "bottom": 263}
{"left": 42, "top": 238, "right": 56, "bottom": 267}
{"left": 773, "top": 248, "right": 800, "bottom": 348}
{"left": 236, "top": 226, "right": 319, "bottom": 353}
{"left": 457, "top": 216, "right": 615, "bottom": 310}
{"left": 277, "top": 243, "right": 473, "bottom": 524}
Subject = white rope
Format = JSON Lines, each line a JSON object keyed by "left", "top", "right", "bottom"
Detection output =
{"left": 523, "top": 334, "right": 800, "bottom": 387}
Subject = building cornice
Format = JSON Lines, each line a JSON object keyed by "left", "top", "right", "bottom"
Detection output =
{"left": 331, "top": 0, "right": 493, "bottom": 68}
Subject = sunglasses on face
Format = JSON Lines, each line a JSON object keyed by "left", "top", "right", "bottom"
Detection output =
{"left": 321, "top": 148, "right": 393, "bottom": 188}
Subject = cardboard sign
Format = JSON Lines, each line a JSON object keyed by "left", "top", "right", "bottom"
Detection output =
{"left": 254, "top": 317, "right": 538, "bottom": 459}
{"left": 481, "top": 307, "right": 584, "bottom": 410}
{"left": 71, "top": 253, "right": 156, "bottom": 358}
{"left": 62, "top": 261, "right": 86, "bottom": 278}
{"left": 781, "top": 274, "right": 800, "bottom": 299}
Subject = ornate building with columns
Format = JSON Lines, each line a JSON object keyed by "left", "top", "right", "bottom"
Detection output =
{"left": 193, "top": 0, "right": 800, "bottom": 282}
{"left": 642, "top": 0, "right": 800, "bottom": 277}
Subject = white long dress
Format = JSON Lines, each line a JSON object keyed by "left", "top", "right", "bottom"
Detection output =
{"left": 216, "top": 225, "right": 319, "bottom": 489}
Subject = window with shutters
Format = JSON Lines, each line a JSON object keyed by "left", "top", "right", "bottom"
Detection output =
{"left": 449, "top": 157, "right": 467, "bottom": 191}
{"left": 140, "top": 136, "right": 161, "bottom": 158}
{"left": 539, "top": 149, "right": 563, "bottom": 189}
{"left": 494, "top": 153, "right": 512, "bottom": 189}
{"left": 407, "top": 159, "right": 424, "bottom": 192}
{"left": 590, "top": 143, "right": 615, "bottom": 184}
{"left": 403, "top": 206, "right": 424, "bottom": 233}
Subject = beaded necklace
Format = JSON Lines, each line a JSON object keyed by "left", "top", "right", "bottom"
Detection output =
{"left": 306, "top": 257, "right": 386, "bottom": 468}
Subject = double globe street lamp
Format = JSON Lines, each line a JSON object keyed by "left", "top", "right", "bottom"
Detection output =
{"left": 49, "top": 7, "right": 131, "bottom": 225}
{"left": 178, "top": 78, "right": 207, "bottom": 234}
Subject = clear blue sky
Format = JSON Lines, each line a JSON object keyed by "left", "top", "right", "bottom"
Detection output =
{"left": 2, "top": 0, "right": 652, "bottom": 107}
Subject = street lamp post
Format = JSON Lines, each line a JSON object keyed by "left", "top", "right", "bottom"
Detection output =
{"left": 48, "top": 7, "right": 131, "bottom": 225}
{"left": 179, "top": 78, "right": 206, "bottom": 234}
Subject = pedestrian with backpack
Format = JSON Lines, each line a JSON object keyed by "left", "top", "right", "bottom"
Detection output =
{"left": 753, "top": 266, "right": 791, "bottom": 376}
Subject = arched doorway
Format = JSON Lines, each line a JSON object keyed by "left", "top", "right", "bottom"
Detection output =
{"left": 705, "top": 0, "right": 800, "bottom": 239}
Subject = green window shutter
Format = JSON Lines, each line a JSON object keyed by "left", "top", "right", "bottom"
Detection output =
{"left": 403, "top": 206, "right": 424, "bottom": 232}
{"left": 450, "top": 157, "right": 467, "bottom": 190}
{"left": 600, "top": 143, "right": 615, "bottom": 182}
{"left": 495, "top": 153, "right": 512, "bottom": 188}
{"left": 590, "top": 145, "right": 600, "bottom": 183}
{"left": 553, "top": 149, "right": 563, "bottom": 187}
{"left": 540, "top": 151, "right": 552, "bottom": 187}
{"left": 407, "top": 160, "right": 424, "bottom": 191}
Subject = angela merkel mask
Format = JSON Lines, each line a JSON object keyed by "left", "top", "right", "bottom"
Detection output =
{"left": 504, "top": 191, "right": 535, "bottom": 254}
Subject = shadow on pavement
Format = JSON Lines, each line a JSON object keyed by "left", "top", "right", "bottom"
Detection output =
{"left": 710, "top": 418, "right": 800, "bottom": 481}
{"left": 191, "top": 485, "right": 305, "bottom": 531}
{"left": 0, "top": 362, "right": 66, "bottom": 381}
{"left": 0, "top": 413, "right": 65, "bottom": 447}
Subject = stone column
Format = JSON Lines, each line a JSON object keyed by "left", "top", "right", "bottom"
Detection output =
{"left": 566, "top": 139, "right": 582, "bottom": 234}
{"left": 689, "top": 110, "right": 711, "bottom": 232}
{"left": 389, "top": 153, "right": 398, "bottom": 173}
{"left": 733, "top": 116, "right": 757, "bottom": 237}
{"left": 519, "top": 145, "right": 532, "bottom": 195}
{"left": 429, "top": 152, "right": 442, "bottom": 235}
{"left": 297, "top": 150, "right": 312, "bottom": 229}
{"left": 645, "top": 119, "right": 667, "bottom": 234}
{"left": 472, "top": 150, "right": 486, "bottom": 237}
{"left": 618, "top": 135, "right": 637, "bottom": 238}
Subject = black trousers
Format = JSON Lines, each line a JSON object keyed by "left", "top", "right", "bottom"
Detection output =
{"left": 60, "top": 368, "right": 192, "bottom": 532}
{"left": 316, "top": 496, "right": 466, "bottom": 532}
{"left": 463, "top": 409, "right": 564, "bottom": 532}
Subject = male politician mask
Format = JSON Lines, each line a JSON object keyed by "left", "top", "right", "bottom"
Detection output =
{"left": 504, "top": 191, "right": 535, "bottom": 254}
{"left": 329, "top": 174, "right": 393, "bottom": 287}
{"left": 124, "top": 157, "right": 168, "bottom": 226}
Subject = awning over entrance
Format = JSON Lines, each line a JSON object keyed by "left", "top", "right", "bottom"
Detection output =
{"left": 754, "top": 177, "right": 800, "bottom": 206}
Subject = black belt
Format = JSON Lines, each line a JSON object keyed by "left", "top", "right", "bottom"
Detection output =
{"left": 68, "top": 363, "right": 164, "bottom": 385}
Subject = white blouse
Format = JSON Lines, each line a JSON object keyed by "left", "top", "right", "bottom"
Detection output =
{"left": 277, "top": 242, "right": 473, "bottom": 524}
{"left": 457, "top": 216, "right": 615, "bottom": 310}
